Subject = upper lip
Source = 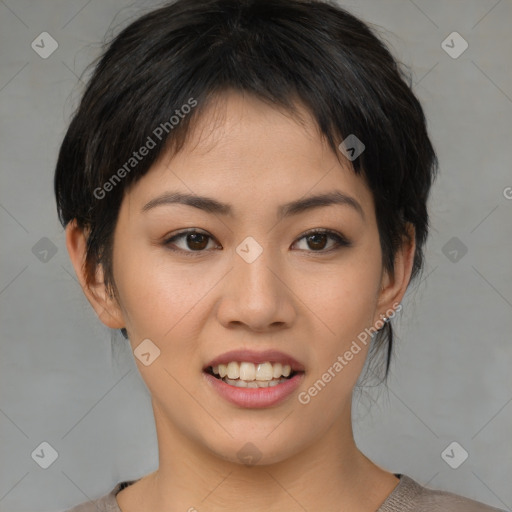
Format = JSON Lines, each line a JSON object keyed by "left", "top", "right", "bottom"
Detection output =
{"left": 204, "top": 349, "right": 305, "bottom": 372}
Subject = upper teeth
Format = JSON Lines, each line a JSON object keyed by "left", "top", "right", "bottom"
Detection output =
{"left": 212, "top": 362, "right": 292, "bottom": 381}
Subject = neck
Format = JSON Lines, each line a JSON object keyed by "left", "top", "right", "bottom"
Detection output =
{"left": 118, "top": 398, "right": 399, "bottom": 512}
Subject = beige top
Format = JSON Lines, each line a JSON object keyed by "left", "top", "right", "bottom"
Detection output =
{"left": 65, "top": 474, "right": 505, "bottom": 511}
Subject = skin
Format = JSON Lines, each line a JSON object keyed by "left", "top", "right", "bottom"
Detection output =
{"left": 67, "top": 91, "right": 415, "bottom": 512}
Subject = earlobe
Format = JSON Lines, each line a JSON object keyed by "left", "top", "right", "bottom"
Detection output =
{"left": 375, "top": 223, "right": 416, "bottom": 321}
{"left": 65, "top": 221, "right": 125, "bottom": 329}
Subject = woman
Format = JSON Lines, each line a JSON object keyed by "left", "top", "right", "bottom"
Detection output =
{"left": 55, "top": 0, "right": 504, "bottom": 510}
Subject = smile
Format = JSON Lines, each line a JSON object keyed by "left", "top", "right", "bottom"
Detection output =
{"left": 202, "top": 350, "right": 305, "bottom": 407}
{"left": 207, "top": 361, "right": 294, "bottom": 388}
{"left": 204, "top": 362, "right": 305, "bottom": 408}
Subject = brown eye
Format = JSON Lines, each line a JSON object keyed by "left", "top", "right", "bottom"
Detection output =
{"left": 294, "top": 229, "right": 351, "bottom": 252}
{"left": 185, "top": 232, "right": 209, "bottom": 250}
{"left": 164, "top": 230, "right": 216, "bottom": 253}
{"left": 164, "top": 228, "right": 351, "bottom": 256}
{"left": 305, "top": 232, "right": 328, "bottom": 251}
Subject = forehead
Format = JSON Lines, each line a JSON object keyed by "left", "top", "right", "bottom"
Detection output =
{"left": 124, "top": 91, "right": 375, "bottom": 219}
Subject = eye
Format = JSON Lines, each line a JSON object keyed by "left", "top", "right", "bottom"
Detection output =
{"left": 163, "top": 229, "right": 219, "bottom": 254}
{"left": 163, "top": 228, "right": 351, "bottom": 255}
{"left": 293, "top": 229, "right": 352, "bottom": 252}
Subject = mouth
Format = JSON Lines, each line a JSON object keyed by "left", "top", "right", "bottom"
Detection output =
{"left": 204, "top": 362, "right": 303, "bottom": 388}
{"left": 202, "top": 349, "right": 306, "bottom": 407}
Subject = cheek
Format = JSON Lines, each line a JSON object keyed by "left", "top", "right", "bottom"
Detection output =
{"left": 113, "top": 252, "right": 209, "bottom": 407}
{"left": 313, "top": 251, "right": 382, "bottom": 337}
{"left": 302, "top": 242, "right": 383, "bottom": 392}
{"left": 111, "top": 234, "right": 210, "bottom": 349}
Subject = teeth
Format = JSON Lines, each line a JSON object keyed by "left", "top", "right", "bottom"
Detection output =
{"left": 256, "top": 362, "right": 273, "bottom": 381}
{"left": 239, "top": 362, "right": 256, "bottom": 380}
{"left": 272, "top": 363, "right": 283, "bottom": 378}
{"left": 212, "top": 362, "right": 294, "bottom": 381}
{"left": 223, "top": 377, "right": 289, "bottom": 388}
{"left": 227, "top": 361, "right": 239, "bottom": 379}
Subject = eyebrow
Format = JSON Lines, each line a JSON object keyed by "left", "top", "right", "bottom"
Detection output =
{"left": 141, "top": 190, "right": 365, "bottom": 221}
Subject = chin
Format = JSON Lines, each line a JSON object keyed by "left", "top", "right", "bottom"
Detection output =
{"left": 203, "top": 433, "right": 304, "bottom": 467}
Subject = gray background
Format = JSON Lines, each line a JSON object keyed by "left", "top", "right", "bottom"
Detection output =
{"left": 1, "top": 1, "right": 511, "bottom": 511}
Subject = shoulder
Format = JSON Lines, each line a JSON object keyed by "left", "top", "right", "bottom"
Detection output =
{"left": 378, "top": 474, "right": 506, "bottom": 512}
{"left": 63, "top": 481, "right": 135, "bottom": 512}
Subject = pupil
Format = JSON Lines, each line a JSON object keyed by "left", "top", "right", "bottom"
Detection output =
{"left": 308, "top": 233, "right": 326, "bottom": 250}
{"left": 188, "top": 233, "right": 207, "bottom": 250}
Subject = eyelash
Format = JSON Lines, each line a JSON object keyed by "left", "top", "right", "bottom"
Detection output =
{"left": 162, "top": 228, "right": 352, "bottom": 256}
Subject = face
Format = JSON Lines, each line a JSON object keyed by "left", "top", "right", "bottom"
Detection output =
{"left": 73, "top": 91, "right": 411, "bottom": 465}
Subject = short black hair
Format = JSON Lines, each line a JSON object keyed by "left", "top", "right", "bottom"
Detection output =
{"left": 54, "top": 0, "right": 438, "bottom": 379}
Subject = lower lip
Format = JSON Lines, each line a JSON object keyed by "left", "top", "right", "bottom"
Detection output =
{"left": 203, "top": 371, "right": 305, "bottom": 408}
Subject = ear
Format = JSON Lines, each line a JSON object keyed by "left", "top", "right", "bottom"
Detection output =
{"left": 65, "top": 220, "right": 125, "bottom": 329}
{"left": 374, "top": 223, "right": 416, "bottom": 323}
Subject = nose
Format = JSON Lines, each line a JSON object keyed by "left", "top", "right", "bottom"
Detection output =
{"left": 216, "top": 241, "right": 296, "bottom": 332}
